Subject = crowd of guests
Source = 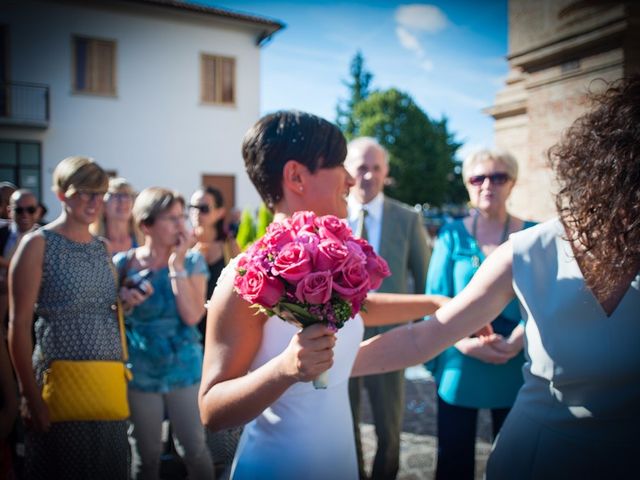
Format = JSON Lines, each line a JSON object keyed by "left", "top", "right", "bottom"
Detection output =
{"left": 0, "top": 75, "right": 638, "bottom": 480}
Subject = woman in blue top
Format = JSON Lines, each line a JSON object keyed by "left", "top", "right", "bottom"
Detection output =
{"left": 425, "top": 149, "right": 535, "bottom": 479}
{"left": 114, "top": 187, "right": 214, "bottom": 480}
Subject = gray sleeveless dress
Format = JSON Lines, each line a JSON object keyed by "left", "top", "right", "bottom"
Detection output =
{"left": 486, "top": 219, "right": 640, "bottom": 479}
{"left": 25, "top": 229, "right": 129, "bottom": 479}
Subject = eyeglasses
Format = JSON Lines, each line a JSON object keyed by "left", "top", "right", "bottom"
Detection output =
{"left": 467, "top": 172, "right": 511, "bottom": 186}
{"left": 14, "top": 206, "right": 38, "bottom": 215}
{"left": 189, "top": 204, "right": 211, "bottom": 214}
{"left": 107, "top": 192, "right": 133, "bottom": 202}
{"left": 157, "top": 214, "right": 188, "bottom": 224}
{"left": 76, "top": 190, "right": 107, "bottom": 202}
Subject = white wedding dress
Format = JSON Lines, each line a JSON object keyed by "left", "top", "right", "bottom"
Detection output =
{"left": 230, "top": 313, "right": 364, "bottom": 480}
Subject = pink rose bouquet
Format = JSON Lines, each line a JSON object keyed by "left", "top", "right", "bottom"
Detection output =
{"left": 234, "top": 210, "right": 391, "bottom": 388}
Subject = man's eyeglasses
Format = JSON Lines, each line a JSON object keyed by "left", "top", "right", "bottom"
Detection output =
{"left": 189, "top": 204, "right": 211, "bottom": 214}
{"left": 467, "top": 172, "right": 511, "bottom": 186}
{"left": 14, "top": 206, "right": 38, "bottom": 215}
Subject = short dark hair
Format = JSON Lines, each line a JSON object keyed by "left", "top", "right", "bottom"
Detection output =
{"left": 241, "top": 110, "right": 347, "bottom": 208}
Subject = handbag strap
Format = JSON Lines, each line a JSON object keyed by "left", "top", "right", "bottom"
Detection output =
{"left": 100, "top": 238, "right": 129, "bottom": 362}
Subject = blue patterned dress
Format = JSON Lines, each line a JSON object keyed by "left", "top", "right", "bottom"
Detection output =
{"left": 26, "top": 229, "right": 129, "bottom": 480}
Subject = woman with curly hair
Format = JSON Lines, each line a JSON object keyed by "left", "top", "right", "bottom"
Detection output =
{"left": 353, "top": 75, "right": 640, "bottom": 478}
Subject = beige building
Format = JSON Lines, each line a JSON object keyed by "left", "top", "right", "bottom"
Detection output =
{"left": 485, "top": 0, "right": 640, "bottom": 221}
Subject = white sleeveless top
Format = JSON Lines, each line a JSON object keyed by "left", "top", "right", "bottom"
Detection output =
{"left": 487, "top": 219, "right": 640, "bottom": 479}
{"left": 230, "top": 313, "right": 364, "bottom": 480}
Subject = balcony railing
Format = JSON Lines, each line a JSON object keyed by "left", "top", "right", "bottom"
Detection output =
{"left": 0, "top": 82, "right": 49, "bottom": 128}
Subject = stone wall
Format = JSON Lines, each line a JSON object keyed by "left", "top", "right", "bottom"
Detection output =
{"left": 486, "top": 0, "right": 638, "bottom": 221}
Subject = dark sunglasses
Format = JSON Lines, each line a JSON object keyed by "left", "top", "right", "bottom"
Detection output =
{"left": 468, "top": 172, "right": 511, "bottom": 186}
{"left": 189, "top": 204, "right": 211, "bottom": 214}
{"left": 14, "top": 206, "right": 38, "bottom": 215}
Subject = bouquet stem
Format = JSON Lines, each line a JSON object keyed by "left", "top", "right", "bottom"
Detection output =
{"left": 312, "top": 370, "right": 329, "bottom": 389}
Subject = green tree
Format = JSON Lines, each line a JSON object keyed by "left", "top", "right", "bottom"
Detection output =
{"left": 336, "top": 50, "right": 372, "bottom": 139}
{"left": 235, "top": 208, "right": 256, "bottom": 250}
{"left": 255, "top": 202, "right": 274, "bottom": 238}
{"left": 353, "top": 88, "right": 462, "bottom": 207}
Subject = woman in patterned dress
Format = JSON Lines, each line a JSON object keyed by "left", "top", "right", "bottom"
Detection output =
{"left": 8, "top": 156, "right": 129, "bottom": 479}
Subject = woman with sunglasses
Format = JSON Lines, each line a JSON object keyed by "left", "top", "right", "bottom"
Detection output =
{"left": 188, "top": 186, "right": 240, "bottom": 341}
{"left": 188, "top": 186, "right": 241, "bottom": 475}
{"left": 424, "top": 148, "right": 535, "bottom": 479}
{"left": 114, "top": 187, "right": 214, "bottom": 480}
{"left": 91, "top": 177, "right": 143, "bottom": 255}
{"left": 8, "top": 156, "right": 129, "bottom": 479}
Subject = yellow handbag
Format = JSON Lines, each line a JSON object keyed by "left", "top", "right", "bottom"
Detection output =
{"left": 41, "top": 357, "right": 132, "bottom": 422}
{"left": 41, "top": 253, "right": 133, "bottom": 422}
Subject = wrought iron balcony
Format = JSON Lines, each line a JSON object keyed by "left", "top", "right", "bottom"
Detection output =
{"left": 0, "top": 82, "right": 49, "bottom": 128}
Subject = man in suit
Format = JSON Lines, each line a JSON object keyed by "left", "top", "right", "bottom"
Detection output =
{"left": 345, "top": 137, "right": 430, "bottom": 479}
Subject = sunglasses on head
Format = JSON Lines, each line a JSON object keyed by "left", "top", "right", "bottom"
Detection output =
{"left": 468, "top": 172, "right": 511, "bottom": 186}
{"left": 189, "top": 204, "right": 211, "bottom": 214}
{"left": 14, "top": 206, "right": 38, "bottom": 215}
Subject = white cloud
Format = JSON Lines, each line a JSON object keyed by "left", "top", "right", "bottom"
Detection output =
{"left": 420, "top": 59, "right": 434, "bottom": 72}
{"left": 395, "top": 26, "right": 423, "bottom": 56}
{"left": 395, "top": 4, "right": 448, "bottom": 33}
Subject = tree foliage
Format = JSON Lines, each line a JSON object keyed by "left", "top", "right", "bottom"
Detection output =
{"left": 352, "top": 88, "right": 461, "bottom": 206}
{"left": 336, "top": 50, "right": 372, "bottom": 139}
{"left": 336, "top": 52, "right": 466, "bottom": 207}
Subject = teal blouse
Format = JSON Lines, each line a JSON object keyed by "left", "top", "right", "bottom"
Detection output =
{"left": 425, "top": 218, "right": 535, "bottom": 409}
{"left": 114, "top": 250, "right": 209, "bottom": 393}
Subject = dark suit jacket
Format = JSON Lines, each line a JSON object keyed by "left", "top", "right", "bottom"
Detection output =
{"left": 0, "top": 223, "right": 10, "bottom": 257}
{"left": 368, "top": 196, "right": 431, "bottom": 336}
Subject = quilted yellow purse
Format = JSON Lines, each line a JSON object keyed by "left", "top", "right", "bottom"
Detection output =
{"left": 41, "top": 253, "right": 133, "bottom": 422}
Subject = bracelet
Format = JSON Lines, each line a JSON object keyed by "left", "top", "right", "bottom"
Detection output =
{"left": 168, "top": 270, "right": 188, "bottom": 279}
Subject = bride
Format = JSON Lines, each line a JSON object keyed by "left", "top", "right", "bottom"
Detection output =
{"left": 198, "top": 110, "right": 449, "bottom": 479}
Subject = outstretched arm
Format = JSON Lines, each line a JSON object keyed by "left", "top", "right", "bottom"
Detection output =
{"left": 360, "top": 292, "right": 449, "bottom": 327}
{"left": 352, "top": 240, "right": 517, "bottom": 376}
{"left": 198, "top": 269, "right": 335, "bottom": 431}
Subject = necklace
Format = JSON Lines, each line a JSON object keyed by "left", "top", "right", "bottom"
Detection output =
{"left": 470, "top": 211, "right": 511, "bottom": 267}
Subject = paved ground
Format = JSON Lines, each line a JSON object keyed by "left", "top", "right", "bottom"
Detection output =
{"left": 359, "top": 366, "right": 493, "bottom": 480}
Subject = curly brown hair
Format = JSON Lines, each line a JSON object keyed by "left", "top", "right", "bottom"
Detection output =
{"left": 549, "top": 75, "right": 640, "bottom": 297}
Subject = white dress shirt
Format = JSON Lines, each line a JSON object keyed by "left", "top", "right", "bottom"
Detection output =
{"left": 347, "top": 192, "right": 384, "bottom": 254}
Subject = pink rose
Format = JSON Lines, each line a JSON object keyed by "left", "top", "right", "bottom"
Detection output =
{"left": 295, "top": 271, "right": 333, "bottom": 304}
{"left": 271, "top": 242, "right": 313, "bottom": 283}
{"left": 333, "top": 256, "right": 370, "bottom": 304}
{"left": 345, "top": 239, "right": 367, "bottom": 263}
{"left": 234, "top": 263, "right": 284, "bottom": 308}
{"left": 315, "top": 215, "right": 352, "bottom": 242}
{"left": 264, "top": 222, "right": 296, "bottom": 250}
{"left": 315, "top": 239, "right": 349, "bottom": 272}
{"left": 295, "top": 231, "right": 320, "bottom": 259}
{"left": 366, "top": 254, "right": 391, "bottom": 290}
{"left": 288, "top": 211, "right": 317, "bottom": 233}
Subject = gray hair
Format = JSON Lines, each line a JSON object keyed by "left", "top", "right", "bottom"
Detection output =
{"left": 462, "top": 148, "right": 518, "bottom": 182}
{"left": 345, "top": 137, "right": 389, "bottom": 167}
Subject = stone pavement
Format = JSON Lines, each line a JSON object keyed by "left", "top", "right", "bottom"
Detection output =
{"left": 359, "top": 366, "right": 493, "bottom": 480}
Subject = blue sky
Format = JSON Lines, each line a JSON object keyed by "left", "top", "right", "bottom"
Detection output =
{"left": 197, "top": 1, "right": 508, "bottom": 160}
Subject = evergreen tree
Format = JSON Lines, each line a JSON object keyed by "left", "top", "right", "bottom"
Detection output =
{"left": 353, "top": 88, "right": 463, "bottom": 207}
{"left": 235, "top": 208, "right": 256, "bottom": 250}
{"left": 336, "top": 50, "right": 373, "bottom": 139}
{"left": 255, "top": 202, "right": 274, "bottom": 238}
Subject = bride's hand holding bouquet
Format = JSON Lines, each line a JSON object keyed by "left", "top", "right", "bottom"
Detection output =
{"left": 234, "top": 210, "right": 390, "bottom": 388}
